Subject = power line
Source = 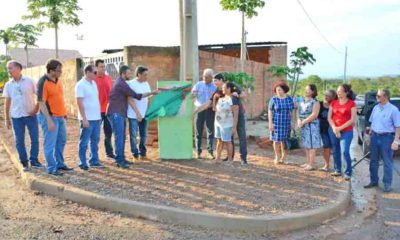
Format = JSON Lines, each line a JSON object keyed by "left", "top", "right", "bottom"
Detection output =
{"left": 295, "top": 0, "right": 342, "bottom": 54}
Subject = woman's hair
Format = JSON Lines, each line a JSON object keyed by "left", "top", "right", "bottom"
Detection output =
{"left": 273, "top": 81, "right": 290, "bottom": 93}
{"left": 325, "top": 89, "right": 338, "bottom": 100}
{"left": 224, "top": 82, "right": 236, "bottom": 93}
{"left": 339, "top": 84, "right": 355, "bottom": 100}
{"left": 307, "top": 84, "right": 318, "bottom": 98}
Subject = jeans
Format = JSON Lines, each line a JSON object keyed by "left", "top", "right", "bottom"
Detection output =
{"left": 38, "top": 113, "right": 67, "bottom": 173}
{"left": 328, "top": 127, "right": 353, "bottom": 176}
{"left": 78, "top": 120, "right": 101, "bottom": 167}
{"left": 107, "top": 113, "right": 126, "bottom": 164}
{"left": 232, "top": 113, "right": 247, "bottom": 162}
{"left": 128, "top": 118, "right": 147, "bottom": 157}
{"left": 11, "top": 116, "right": 39, "bottom": 165}
{"left": 369, "top": 132, "right": 395, "bottom": 188}
{"left": 195, "top": 108, "right": 215, "bottom": 154}
{"left": 101, "top": 113, "right": 114, "bottom": 156}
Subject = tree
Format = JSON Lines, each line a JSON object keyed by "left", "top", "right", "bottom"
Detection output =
{"left": 13, "top": 24, "right": 41, "bottom": 67}
{"left": 0, "top": 27, "right": 17, "bottom": 57}
{"left": 268, "top": 47, "right": 316, "bottom": 97}
{"left": 23, "top": 0, "right": 82, "bottom": 58}
{"left": 220, "top": 0, "right": 265, "bottom": 72}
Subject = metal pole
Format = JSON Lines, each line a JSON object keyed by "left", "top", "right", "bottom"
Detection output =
{"left": 343, "top": 46, "right": 348, "bottom": 83}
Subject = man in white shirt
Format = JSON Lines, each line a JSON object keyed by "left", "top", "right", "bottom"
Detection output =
{"left": 127, "top": 66, "right": 152, "bottom": 160}
{"left": 3, "top": 60, "right": 41, "bottom": 171}
{"left": 75, "top": 65, "right": 103, "bottom": 170}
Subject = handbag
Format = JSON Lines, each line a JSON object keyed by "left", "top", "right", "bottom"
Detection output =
{"left": 286, "top": 129, "right": 299, "bottom": 150}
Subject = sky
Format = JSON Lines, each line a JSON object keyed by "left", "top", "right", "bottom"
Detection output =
{"left": 0, "top": 0, "right": 399, "bottom": 78}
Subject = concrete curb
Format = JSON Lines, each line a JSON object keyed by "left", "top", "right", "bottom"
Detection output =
{"left": 1, "top": 137, "right": 351, "bottom": 233}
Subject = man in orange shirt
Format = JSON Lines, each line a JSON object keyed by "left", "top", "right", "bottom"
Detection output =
{"left": 37, "top": 59, "right": 73, "bottom": 176}
{"left": 95, "top": 59, "right": 115, "bottom": 159}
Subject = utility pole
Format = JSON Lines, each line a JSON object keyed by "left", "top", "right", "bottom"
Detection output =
{"left": 179, "top": 0, "right": 184, "bottom": 81}
{"left": 240, "top": 11, "right": 246, "bottom": 72}
{"left": 181, "top": 0, "right": 199, "bottom": 82}
{"left": 343, "top": 46, "right": 348, "bottom": 83}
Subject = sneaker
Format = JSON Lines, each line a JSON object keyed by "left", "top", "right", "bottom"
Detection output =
{"left": 344, "top": 175, "right": 351, "bottom": 181}
{"left": 304, "top": 165, "right": 315, "bottom": 171}
{"left": 331, "top": 171, "right": 342, "bottom": 177}
{"left": 30, "top": 161, "right": 43, "bottom": 168}
{"left": 79, "top": 165, "right": 89, "bottom": 171}
{"left": 49, "top": 171, "right": 64, "bottom": 176}
{"left": 240, "top": 160, "right": 248, "bottom": 166}
{"left": 58, "top": 165, "right": 74, "bottom": 171}
{"left": 195, "top": 152, "right": 202, "bottom": 159}
{"left": 106, "top": 154, "right": 116, "bottom": 159}
{"left": 364, "top": 183, "right": 378, "bottom": 189}
{"left": 90, "top": 163, "right": 105, "bottom": 168}
{"left": 207, "top": 152, "right": 215, "bottom": 160}
{"left": 117, "top": 163, "right": 129, "bottom": 169}
{"left": 124, "top": 160, "right": 134, "bottom": 165}
{"left": 383, "top": 186, "right": 393, "bottom": 193}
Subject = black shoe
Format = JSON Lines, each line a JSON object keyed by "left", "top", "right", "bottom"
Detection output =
{"left": 208, "top": 152, "right": 215, "bottom": 160}
{"left": 133, "top": 155, "right": 140, "bottom": 161}
{"left": 117, "top": 163, "right": 129, "bottom": 169}
{"left": 30, "top": 161, "right": 43, "bottom": 168}
{"left": 107, "top": 154, "right": 116, "bottom": 159}
{"left": 364, "top": 183, "right": 378, "bottom": 189}
{"left": 58, "top": 166, "right": 74, "bottom": 171}
{"left": 49, "top": 171, "right": 64, "bottom": 176}
{"left": 79, "top": 165, "right": 89, "bottom": 171}
{"left": 22, "top": 162, "right": 30, "bottom": 172}
{"left": 90, "top": 163, "right": 105, "bottom": 168}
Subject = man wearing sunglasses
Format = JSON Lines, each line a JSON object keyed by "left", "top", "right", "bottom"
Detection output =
{"left": 364, "top": 89, "right": 400, "bottom": 192}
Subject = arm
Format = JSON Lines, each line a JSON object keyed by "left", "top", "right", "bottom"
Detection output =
{"left": 337, "top": 107, "right": 357, "bottom": 131}
{"left": 300, "top": 102, "right": 321, "bottom": 127}
{"left": 76, "top": 98, "right": 89, "bottom": 128}
{"left": 128, "top": 97, "right": 142, "bottom": 122}
{"left": 193, "top": 100, "right": 211, "bottom": 115}
{"left": 38, "top": 101, "right": 55, "bottom": 131}
{"left": 231, "top": 105, "right": 239, "bottom": 136}
{"left": 141, "top": 90, "right": 159, "bottom": 98}
{"left": 4, "top": 97, "right": 11, "bottom": 129}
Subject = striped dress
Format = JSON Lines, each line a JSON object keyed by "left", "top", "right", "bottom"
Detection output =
{"left": 269, "top": 96, "right": 294, "bottom": 142}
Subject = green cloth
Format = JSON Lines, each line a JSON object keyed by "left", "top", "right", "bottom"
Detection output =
{"left": 146, "top": 84, "right": 192, "bottom": 121}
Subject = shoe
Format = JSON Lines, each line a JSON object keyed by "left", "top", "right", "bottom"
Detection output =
{"left": 49, "top": 171, "right": 64, "bottom": 176}
{"left": 364, "top": 183, "right": 378, "bottom": 189}
{"left": 222, "top": 157, "right": 229, "bottom": 162}
{"left": 133, "top": 155, "right": 140, "bottom": 161}
{"left": 30, "top": 161, "right": 43, "bottom": 168}
{"left": 140, "top": 155, "right": 147, "bottom": 160}
{"left": 208, "top": 152, "right": 215, "bottom": 160}
{"left": 344, "top": 175, "right": 351, "bottom": 181}
{"left": 241, "top": 160, "right": 248, "bottom": 166}
{"left": 331, "top": 171, "right": 342, "bottom": 177}
{"left": 195, "top": 152, "right": 202, "bottom": 159}
{"left": 319, "top": 167, "right": 330, "bottom": 172}
{"left": 304, "top": 165, "right": 315, "bottom": 171}
{"left": 124, "top": 160, "right": 134, "bottom": 165}
{"left": 106, "top": 154, "right": 116, "bottom": 159}
{"left": 300, "top": 163, "right": 308, "bottom": 168}
{"left": 58, "top": 166, "right": 74, "bottom": 171}
{"left": 224, "top": 160, "right": 233, "bottom": 166}
{"left": 79, "top": 165, "right": 89, "bottom": 171}
{"left": 22, "top": 162, "right": 30, "bottom": 172}
{"left": 383, "top": 186, "right": 393, "bottom": 193}
{"left": 117, "top": 163, "right": 129, "bottom": 169}
{"left": 90, "top": 163, "right": 105, "bottom": 168}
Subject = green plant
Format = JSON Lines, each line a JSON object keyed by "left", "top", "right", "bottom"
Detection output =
{"left": 14, "top": 24, "right": 41, "bottom": 67}
{"left": 23, "top": 0, "right": 82, "bottom": 58}
{"left": 223, "top": 71, "right": 255, "bottom": 91}
{"left": 0, "top": 27, "right": 17, "bottom": 57}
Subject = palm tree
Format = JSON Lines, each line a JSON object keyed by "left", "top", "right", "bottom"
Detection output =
{"left": 23, "top": 0, "right": 82, "bottom": 58}
{"left": 0, "top": 27, "right": 17, "bottom": 57}
{"left": 14, "top": 24, "right": 41, "bottom": 67}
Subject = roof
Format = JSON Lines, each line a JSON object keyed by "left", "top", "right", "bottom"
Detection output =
{"left": 9, "top": 48, "right": 82, "bottom": 68}
{"left": 199, "top": 41, "right": 287, "bottom": 50}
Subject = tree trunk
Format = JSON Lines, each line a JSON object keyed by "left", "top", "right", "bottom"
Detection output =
{"left": 55, "top": 25, "right": 59, "bottom": 59}
{"left": 240, "top": 11, "right": 246, "bottom": 72}
{"left": 25, "top": 45, "right": 29, "bottom": 67}
{"left": 5, "top": 43, "right": 8, "bottom": 58}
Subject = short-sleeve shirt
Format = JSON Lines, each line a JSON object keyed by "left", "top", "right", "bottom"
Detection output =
{"left": 106, "top": 77, "right": 143, "bottom": 117}
{"left": 127, "top": 79, "right": 151, "bottom": 119}
{"left": 369, "top": 102, "right": 400, "bottom": 133}
{"left": 318, "top": 101, "right": 330, "bottom": 133}
{"left": 330, "top": 99, "right": 356, "bottom": 132}
{"left": 215, "top": 96, "right": 234, "bottom": 128}
{"left": 211, "top": 85, "right": 244, "bottom": 115}
{"left": 75, "top": 78, "right": 101, "bottom": 121}
{"left": 37, "top": 74, "right": 67, "bottom": 117}
{"left": 95, "top": 74, "right": 113, "bottom": 113}
{"left": 192, "top": 81, "right": 217, "bottom": 107}
{"left": 2, "top": 76, "right": 37, "bottom": 118}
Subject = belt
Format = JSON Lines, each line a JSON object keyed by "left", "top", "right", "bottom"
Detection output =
{"left": 372, "top": 131, "right": 395, "bottom": 136}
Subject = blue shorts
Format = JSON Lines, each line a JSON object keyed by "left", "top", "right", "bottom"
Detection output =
{"left": 215, "top": 125, "right": 232, "bottom": 142}
{"left": 321, "top": 132, "right": 332, "bottom": 148}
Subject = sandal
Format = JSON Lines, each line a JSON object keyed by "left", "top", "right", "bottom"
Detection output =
{"left": 304, "top": 165, "right": 315, "bottom": 171}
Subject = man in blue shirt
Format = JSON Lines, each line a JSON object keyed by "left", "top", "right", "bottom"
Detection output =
{"left": 364, "top": 89, "right": 400, "bottom": 192}
{"left": 192, "top": 69, "right": 217, "bottom": 159}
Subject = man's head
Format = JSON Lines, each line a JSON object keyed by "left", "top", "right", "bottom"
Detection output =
{"left": 84, "top": 65, "right": 97, "bottom": 80}
{"left": 7, "top": 60, "right": 23, "bottom": 80}
{"left": 95, "top": 59, "right": 105, "bottom": 76}
{"left": 135, "top": 66, "right": 148, "bottom": 82}
{"left": 213, "top": 73, "right": 225, "bottom": 89}
{"left": 203, "top": 68, "right": 214, "bottom": 84}
{"left": 46, "top": 59, "right": 63, "bottom": 80}
{"left": 377, "top": 89, "right": 390, "bottom": 104}
{"left": 119, "top": 65, "right": 133, "bottom": 81}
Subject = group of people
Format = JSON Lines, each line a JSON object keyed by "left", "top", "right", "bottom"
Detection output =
{"left": 3, "top": 59, "right": 157, "bottom": 176}
{"left": 268, "top": 81, "right": 400, "bottom": 192}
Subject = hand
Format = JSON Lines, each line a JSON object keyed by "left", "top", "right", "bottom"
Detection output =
{"left": 152, "top": 89, "right": 160, "bottom": 95}
{"left": 47, "top": 119, "right": 55, "bottom": 132}
{"left": 268, "top": 123, "right": 274, "bottom": 132}
{"left": 231, "top": 128, "right": 237, "bottom": 137}
{"left": 82, "top": 119, "right": 89, "bottom": 128}
{"left": 232, "top": 92, "right": 239, "bottom": 97}
{"left": 297, "top": 119, "right": 303, "bottom": 128}
{"left": 335, "top": 131, "right": 341, "bottom": 139}
{"left": 212, "top": 107, "right": 217, "bottom": 112}
{"left": 5, "top": 119, "right": 11, "bottom": 130}
{"left": 137, "top": 114, "right": 143, "bottom": 122}
{"left": 392, "top": 142, "right": 399, "bottom": 151}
